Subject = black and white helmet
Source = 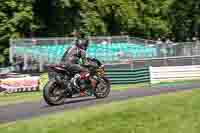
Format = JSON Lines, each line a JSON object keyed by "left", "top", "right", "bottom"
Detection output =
{"left": 75, "top": 32, "right": 89, "bottom": 50}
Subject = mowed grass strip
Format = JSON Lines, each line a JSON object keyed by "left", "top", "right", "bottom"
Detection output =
{"left": 0, "top": 89, "right": 200, "bottom": 133}
{"left": 111, "top": 83, "right": 149, "bottom": 91}
{"left": 0, "top": 92, "right": 42, "bottom": 106}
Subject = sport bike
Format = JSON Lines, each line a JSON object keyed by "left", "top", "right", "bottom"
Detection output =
{"left": 43, "top": 58, "right": 110, "bottom": 106}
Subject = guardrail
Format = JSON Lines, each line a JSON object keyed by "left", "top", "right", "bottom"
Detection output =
{"left": 105, "top": 67, "right": 150, "bottom": 84}
{"left": 0, "top": 76, "right": 40, "bottom": 93}
{"left": 150, "top": 65, "right": 200, "bottom": 84}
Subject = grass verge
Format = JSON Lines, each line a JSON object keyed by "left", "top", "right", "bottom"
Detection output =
{"left": 111, "top": 83, "right": 149, "bottom": 91}
{"left": 0, "top": 92, "right": 42, "bottom": 106}
{"left": 0, "top": 89, "right": 200, "bottom": 133}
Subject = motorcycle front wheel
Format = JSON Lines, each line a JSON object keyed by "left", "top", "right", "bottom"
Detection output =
{"left": 94, "top": 77, "right": 111, "bottom": 98}
{"left": 43, "top": 80, "right": 65, "bottom": 106}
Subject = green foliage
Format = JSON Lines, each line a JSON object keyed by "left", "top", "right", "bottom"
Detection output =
{"left": 81, "top": 11, "right": 107, "bottom": 35}
{"left": 169, "top": 0, "right": 200, "bottom": 41}
{"left": 0, "top": 0, "right": 36, "bottom": 65}
{"left": 0, "top": 0, "right": 36, "bottom": 38}
{"left": 0, "top": 0, "right": 200, "bottom": 65}
{"left": 0, "top": 54, "right": 5, "bottom": 63}
{"left": 32, "top": 0, "right": 174, "bottom": 37}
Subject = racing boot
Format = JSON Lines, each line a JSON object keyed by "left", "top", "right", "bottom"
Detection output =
{"left": 71, "top": 74, "right": 81, "bottom": 91}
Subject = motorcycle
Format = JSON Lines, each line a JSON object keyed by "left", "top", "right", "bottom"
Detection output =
{"left": 43, "top": 58, "right": 111, "bottom": 106}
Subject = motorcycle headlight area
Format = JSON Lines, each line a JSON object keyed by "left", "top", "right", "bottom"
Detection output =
{"left": 96, "top": 68, "right": 105, "bottom": 76}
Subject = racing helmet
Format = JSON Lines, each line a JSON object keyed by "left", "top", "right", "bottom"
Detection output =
{"left": 74, "top": 32, "right": 89, "bottom": 50}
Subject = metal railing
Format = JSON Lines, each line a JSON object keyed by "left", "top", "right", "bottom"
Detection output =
{"left": 9, "top": 36, "right": 200, "bottom": 72}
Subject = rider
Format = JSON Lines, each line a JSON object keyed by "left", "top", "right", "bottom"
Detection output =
{"left": 60, "top": 31, "right": 93, "bottom": 96}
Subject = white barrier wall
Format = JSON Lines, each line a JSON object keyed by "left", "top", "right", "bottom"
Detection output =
{"left": 0, "top": 76, "right": 40, "bottom": 93}
{"left": 150, "top": 65, "right": 200, "bottom": 84}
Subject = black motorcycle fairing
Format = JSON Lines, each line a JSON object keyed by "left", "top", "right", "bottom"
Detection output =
{"left": 49, "top": 58, "right": 105, "bottom": 92}
{"left": 43, "top": 57, "right": 111, "bottom": 106}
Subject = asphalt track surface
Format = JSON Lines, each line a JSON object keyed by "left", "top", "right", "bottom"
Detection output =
{"left": 1, "top": 82, "right": 200, "bottom": 124}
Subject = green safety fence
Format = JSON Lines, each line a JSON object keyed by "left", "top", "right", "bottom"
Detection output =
{"left": 105, "top": 67, "right": 150, "bottom": 84}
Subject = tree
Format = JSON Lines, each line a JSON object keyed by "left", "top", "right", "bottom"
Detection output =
{"left": 0, "top": 0, "right": 36, "bottom": 65}
{"left": 33, "top": 0, "right": 83, "bottom": 36}
{"left": 169, "top": 0, "right": 200, "bottom": 41}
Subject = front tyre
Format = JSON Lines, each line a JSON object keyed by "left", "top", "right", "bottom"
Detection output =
{"left": 43, "top": 80, "right": 65, "bottom": 106}
{"left": 94, "top": 77, "right": 111, "bottom": 98}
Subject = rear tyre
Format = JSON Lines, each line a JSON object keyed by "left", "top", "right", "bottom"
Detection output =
{"left": 43, "top": 80, "right": 65, "bottom": 106}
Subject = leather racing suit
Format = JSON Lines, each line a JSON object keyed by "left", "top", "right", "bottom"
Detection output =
{"left": 60, "top": 38, "right": 90, "bottom": 90}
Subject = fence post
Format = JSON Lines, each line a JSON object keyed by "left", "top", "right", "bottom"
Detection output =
{"left": 191, "top": 42, "right": 195, "bottom": 65}
{"left": 149, "top": 66, "right": 153, "bottom": 87}
{"left": 130, "top": 60, "right": 134, "bottom": 70}
{"left": 127, "top": 35, "right": 130, "bottom": 44}
{"left": 23, "top": 53, "right": 28, "bottom": 71}
{"left": 39, "top": 55, "right": 44, "bottom": 72}
{"left": 9, "top": 38, "right": 13, "bottom": 64}
{"left": 192, "top": 56, "right": 194, "bottom": 65}
{"left": 164, "top": 57, "right": 168, "bottom": 66}
{"left": 149, "top": 66, "right": 153, "bottom": 85}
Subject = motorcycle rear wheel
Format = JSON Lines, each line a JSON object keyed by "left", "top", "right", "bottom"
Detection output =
{"left": 43, "top": 80, "right": 65, "bottom": 106}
